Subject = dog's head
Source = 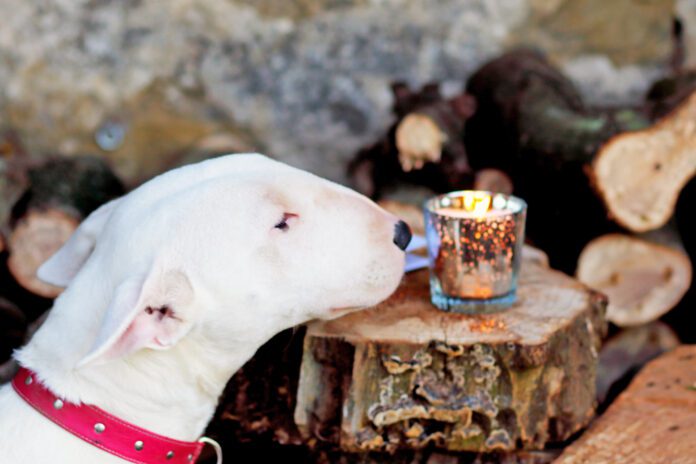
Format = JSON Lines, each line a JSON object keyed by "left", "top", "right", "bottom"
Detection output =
{"left": 36, "top": 154, "right": 408, "bottom": 367}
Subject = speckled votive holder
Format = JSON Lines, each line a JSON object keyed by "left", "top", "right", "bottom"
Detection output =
{"left": 424, "top": 190, "right": 527, "bottom": 314}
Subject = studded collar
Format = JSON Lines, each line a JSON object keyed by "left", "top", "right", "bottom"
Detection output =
{"left": 12, "top": 368, "right": 208, "bottom": 463}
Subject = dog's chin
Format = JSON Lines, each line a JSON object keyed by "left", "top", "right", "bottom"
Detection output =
{"left": 322, "top": 305, "right": 366, "bottom": 320}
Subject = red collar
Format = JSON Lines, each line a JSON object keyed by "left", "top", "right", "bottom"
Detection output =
{"left": 12, "top": 368, "right": 206, "bottom": 463}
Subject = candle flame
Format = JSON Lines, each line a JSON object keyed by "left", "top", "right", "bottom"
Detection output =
{"left": 462, "top": 191, "right": 492, "bottom": 217}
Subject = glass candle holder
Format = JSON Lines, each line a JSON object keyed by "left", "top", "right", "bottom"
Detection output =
{"left": 424, "top": 190, "right": 527, "bottom": 314}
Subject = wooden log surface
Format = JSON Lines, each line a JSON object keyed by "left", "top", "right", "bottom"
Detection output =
{"left": 294, "top": 249, "right": 607, "bottom": 453}
{"left": 349, "top": 83, "right": 475, "bottom": 199}
{"left": 576, "top": 233, "right": 692, "bottom": 327}
{"left": 556, "top": 345, "right": 696, "bottom": 463}
{"left": 7, "top": 210, "right": 79, "bottom": 298}
{"left": 6, "top": 156, "right": 124, "bottom": 297}
{"left": 592, "top": 91, "right": 696, "bottom": 232}
{"left": 464, "top": 49, "right": 696, "bottom": 272}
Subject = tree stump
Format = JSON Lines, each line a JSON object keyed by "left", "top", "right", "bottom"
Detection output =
{"left": 556, "top": 345, "right": 696, "bottom": 463}
{"left": 294, "top": 250, "right": 607, "bottom": 453}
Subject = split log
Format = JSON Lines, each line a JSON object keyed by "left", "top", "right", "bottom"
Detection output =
{"left": 556, "top": 345, "right": 696, "bottom": 463}
{"left": 464, "top": 49, "right": 696, "bottom": 271}
{"left": 294, "top": 249, "right": 607, "bottom": 453}
{"left": 596, "top": 322, "right": 680, "bottom": 406}
{"left": 349, "top": 83, "right": 476, "bottom": 199}
{"left": 593, "top": 91, "right": 696, "bottom": 232}
{"left": 7, "top": 156, "right": 124, "bottom": 297}
{"left": 576, "top": 233, "right": 692, "bottom": 327}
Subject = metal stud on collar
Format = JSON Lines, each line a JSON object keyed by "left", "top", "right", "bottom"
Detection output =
{"left": 134, "top": 440, "right": 144, "bottom": 451}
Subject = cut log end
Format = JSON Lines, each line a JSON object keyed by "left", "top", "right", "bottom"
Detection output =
{"left": 7, "top": 209, "right": 78, "bottom": 298}
{"left": 395, "top": 113, "right": 444, "bottom": 172}
{"left": 592, "top": 92, "right": 696, "bottom": 232}
{"left": 576, "top": 234, "right": 692, "bottom": 327}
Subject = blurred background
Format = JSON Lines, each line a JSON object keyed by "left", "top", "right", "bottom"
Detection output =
{"left": 0, "top": 0, "right": 684, "bottom": 186}
{"left": 1, "top": 1, "right": 695, "bottom": 463}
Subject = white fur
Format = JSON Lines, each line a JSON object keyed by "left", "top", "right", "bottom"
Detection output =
{"left": 0, "top": 154, "right": 405, "bottom": 463}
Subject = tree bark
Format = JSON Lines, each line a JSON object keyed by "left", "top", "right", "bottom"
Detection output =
{"left": 295, "top": 250, "right": 607, "bottom": 453}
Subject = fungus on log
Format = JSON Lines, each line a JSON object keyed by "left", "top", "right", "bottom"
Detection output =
{"left": 349, "top": 83, "right": 476, "bottom": 199}
{"left": 294, "top": 250, "right": 607, "bottom": 453}
{"left": 556, "top": 345, "right": 696, "bottom": 463}
{"left": 576, "top": 233, "right": 691, "bottom": 327}
{"left": 7, "top": 156, "right": 124, "bottom": 297}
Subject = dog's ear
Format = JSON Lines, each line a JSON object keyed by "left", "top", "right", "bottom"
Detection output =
{"left": 78, "top": 268, "right": 195, "bottom": 366}
{"left": 37, "top": 198, "right": 122, "bottom": 287}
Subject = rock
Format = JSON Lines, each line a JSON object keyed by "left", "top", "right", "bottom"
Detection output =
{"left": 0, "top": 0, "right": 673, "bottom": 185}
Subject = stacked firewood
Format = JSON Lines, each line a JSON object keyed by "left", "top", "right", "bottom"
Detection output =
{"left": 0, "top": 148, "right": 124, "bottom": 381}
{"left": 350, "top": 49, "right": 696, "bottom": 337}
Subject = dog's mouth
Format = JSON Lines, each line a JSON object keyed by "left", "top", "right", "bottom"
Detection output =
{"left": 331, "top": 305, "right": 362, "bottom": 313}
{"left": 326, "top": 305, "right": 365, "bottom": 319}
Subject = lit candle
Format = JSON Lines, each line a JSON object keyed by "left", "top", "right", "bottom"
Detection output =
{"left": 424, "top": 190, "right": 527, "bottom": 313}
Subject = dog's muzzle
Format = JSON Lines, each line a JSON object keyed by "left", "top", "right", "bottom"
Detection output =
{"left": 393, "top": 220, "right": 412, "bottom": 251}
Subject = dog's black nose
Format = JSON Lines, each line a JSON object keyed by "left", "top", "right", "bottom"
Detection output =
{"left": 393, "top": 220, "right": 412, "bottom": 251}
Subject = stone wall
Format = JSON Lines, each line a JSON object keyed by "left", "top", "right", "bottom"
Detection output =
{"left": 0, "top": 0, "right": 677, "bottom": 186}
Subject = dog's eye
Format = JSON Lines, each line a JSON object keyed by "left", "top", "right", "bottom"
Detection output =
{"left": 274, "top": 213, "right": 298, "bottom": 232}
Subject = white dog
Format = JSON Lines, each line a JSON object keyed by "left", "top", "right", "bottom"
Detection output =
{"left": 0, "top": 154, "right": 409, "bottom": 463}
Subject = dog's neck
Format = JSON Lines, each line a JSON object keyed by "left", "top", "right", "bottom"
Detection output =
{"left": 15, "top": 279, "right": 276, "bottom": 441}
